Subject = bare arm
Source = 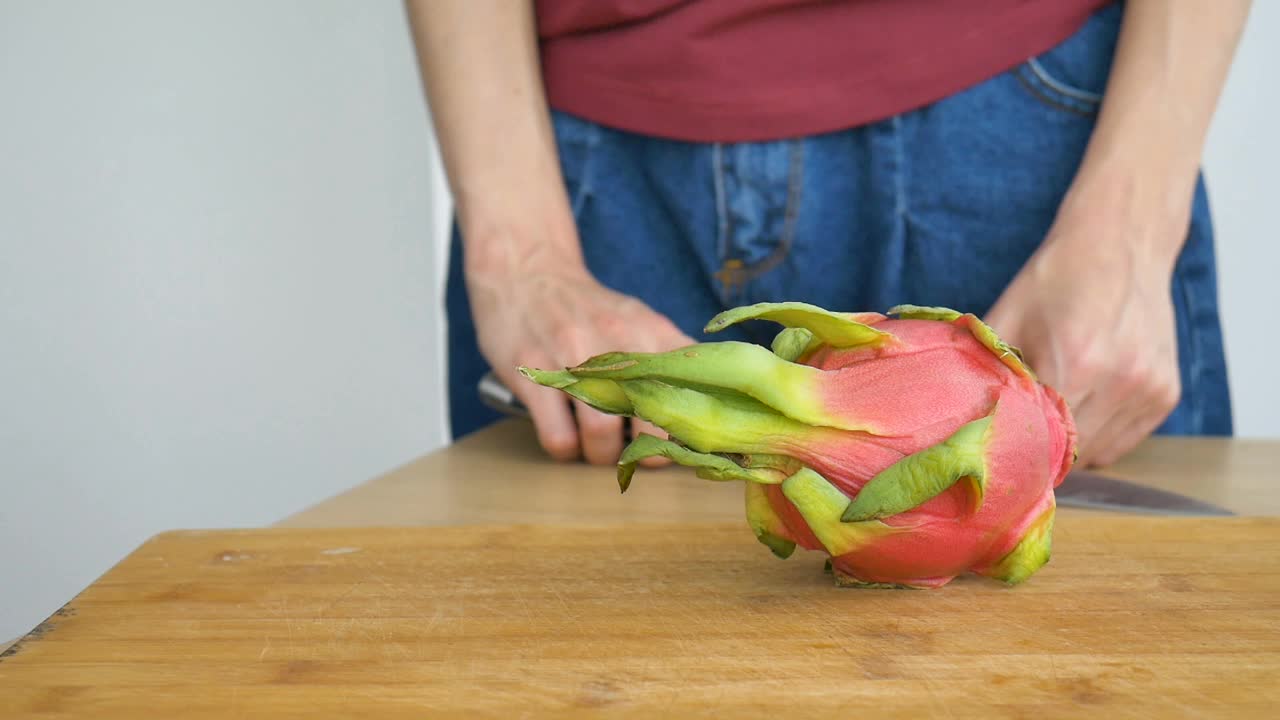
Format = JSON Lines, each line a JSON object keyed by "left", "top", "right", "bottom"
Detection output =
{"left": 988, "top": 0, "right": 1251, "bottom": 465}
{"left": 1070, "top": 0, "right": 1251, "bottom": 261}
{"left": 405, "top": 0, "right": 577, "bottom": 271}
{"left": 405, "top": 1, "right": 690, "bottom": 462}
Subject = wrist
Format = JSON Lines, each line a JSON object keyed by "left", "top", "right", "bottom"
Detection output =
{"left": 1061, "top": 85, "right": 1205, "bottom": 269}
{"left": 1055, "top": 155, "right": 1194, "bottom": 273}
{"left": 461, "top": 206, "right": 589, "bottom": 282}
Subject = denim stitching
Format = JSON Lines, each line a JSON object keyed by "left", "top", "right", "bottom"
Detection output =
{"left": 892, "top": 115, "right": 906, "bottom": 219}
{"left": 1175, "top": 262, "right": 1206, "bottom": 433}
{"left": 569, "top": 120, "right": 600, "bottom": 220}
{"left": 1027, "top": 57, "right": 1103, "bottom": 102}
{"left": 1014, "top": 65, "right": 1096, "bottom": 117}
{"left": 731, "top": 139, "right": 803, "bottom": 287}
{"left": 712, "top": 143, "right": 729, "bottom": 264}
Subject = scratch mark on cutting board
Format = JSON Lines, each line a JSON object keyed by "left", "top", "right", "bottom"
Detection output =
{"left": 315, "top": 581, "right": 361, "bottom": 621}
{"left": 575, "top": 680, "right": 623, "bottom": 707}
{"left": 258, "top": 636, "right": 272, "bottom": 661}
{"left": 550, "top": 585, "right": 578, "bottom": 622}
{"left": 320, "top": 546, "right": 361, "bottom": 556}
{"left": 421, "top": 605, "right": 444, "bottom": 634}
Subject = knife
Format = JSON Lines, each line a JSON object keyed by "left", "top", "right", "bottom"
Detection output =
{"left": 1055, "top": 468, "right": 1235, "bottom": 516}
{"left": 479, "top": 372, "right": 530, "bottom": 419}
{"left": 479, "top": 373, "right": 1235, "bottom": 516}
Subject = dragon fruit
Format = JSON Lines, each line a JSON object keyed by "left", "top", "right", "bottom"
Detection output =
{"left": 520, "top": 302, "right": 1077, "bottom": 588}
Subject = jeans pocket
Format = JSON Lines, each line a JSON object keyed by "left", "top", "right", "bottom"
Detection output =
{"left": 1014, "top": 3, "right": 1122, "bottom": 116}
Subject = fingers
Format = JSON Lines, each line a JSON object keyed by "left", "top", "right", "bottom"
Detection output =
{"left": 1069, "top": 361, "right": 1133, "bottom": 466}
{"left": 1069, "top": 353, "right": 1181, "bottom": 467}
{"left": 511, "top": 366, "right": 630, "bottom": 467}
{"left": 626, "top": 314, "right": 689, "bottom": 468}
{"left": 515, "top": 378, "right": 580, "bottom": 462}
{"left": 1086, "top": 405, "right": 1154, "bottom": 469}
{"left": 1049, "top": 346, "right": 1113, "bottom": 465}
{"left": 574, "top": 399, "right": 625, "bottom": 466}
{"left": 1085, "top": 371, "right": 1181, "bottom": 468}
{"left": 1075, "top": 394, "right": 1133, "bottom": 468}
{"left": 631, "top": 417, "right": 671, "bottom": 468}
{"left": 1068, "top": 392, "right": 1105, "bottom": 467}
{"left": 568, "top": 309, "right": 676, "bottom": 466}
{"left": 631, "top": 417, "right": 667, "bottom": 440}
{"left": 508, "top": 291, "right": 695, "bottom": 465}
{"left": 475, "top": 270, "right": 700, "bottom": 465}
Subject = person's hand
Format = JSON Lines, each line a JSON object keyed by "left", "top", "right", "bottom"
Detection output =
{"left": 985, "top": 200, "right": 1184, "bottom": 468}
{"left": 468, "top": 255, "right": 693, "bottom": 465}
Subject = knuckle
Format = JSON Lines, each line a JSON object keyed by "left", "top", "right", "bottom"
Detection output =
{"left": 583, "top": 446, "right": 620, "bottom": 466}
{"left": 541, "top": 434, "right": 579, "bottom": 461}
{"left": 1098, "top": 348, "right": 1138, "bottom": 384}
{"left": 614, "top": 295, "right": 648, "bottom": 317}
{"left": 553, "top": 323, "right": 585, "bottom": 351}
{"left": 1137, "top": 364, "right": 1181, "bottom": 411}
{"left": 578, "top": 414, "right": 623, "bottom": 463}
{"left": 632, "top": 421, "right": 666, "bottom": 440}
{"left": 581, "top": 436, "right": 622, "bottom": 465}
{"left": 1108, "top": 369, "right": 1141, "bottom": 396}
{"left": 1120, "top": 358, "right": 1148, "bottom": 388}
{"left": 577, "top": 409, "right": 621, "bottom": 439}
{"left": 1093, "top": 449, "right": 1120, "bottom": 468}
{"left": 597, "top": 313, "right": 631, "bottom": 339}
{"left": 1070, "top": 349, "right": 1105, "bottom": 384}
{"left": 638, "top": 455, "right": 672, "bottom": 468}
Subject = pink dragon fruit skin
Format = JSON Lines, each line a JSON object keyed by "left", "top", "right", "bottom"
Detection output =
{"left": 521, "top": 302, "right": 1078, "bottom": 589}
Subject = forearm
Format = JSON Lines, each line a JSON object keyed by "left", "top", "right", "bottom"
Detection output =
{"left": 1064, "top": 0, "right": 1251, "bottom": 266}
{"left": 404, "top": 0, "right": 583, "bottom": 275}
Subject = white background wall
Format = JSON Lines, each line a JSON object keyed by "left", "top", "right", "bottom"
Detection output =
{"left": 0, "top": 1, "right": 452, "bottom": 641}
{"left": 1, "top": 0, "right": 1276, "bottom": 642}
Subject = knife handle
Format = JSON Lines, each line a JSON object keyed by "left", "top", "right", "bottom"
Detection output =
{"left": 478, "top": 372, "right": 530, "bottom": 419}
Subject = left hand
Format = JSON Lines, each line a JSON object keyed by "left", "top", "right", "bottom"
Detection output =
{"left": 984, "top": 199, "right": 1184, "bottom": 468}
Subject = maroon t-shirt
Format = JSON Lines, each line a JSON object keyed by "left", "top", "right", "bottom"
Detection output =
{"left": 536, "top": 0, "right": 1114, "bottom": 142}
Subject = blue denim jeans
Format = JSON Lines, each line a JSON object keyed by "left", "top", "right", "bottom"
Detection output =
{"left": 446, "top": 2, "right": 1232, "bottom": 440}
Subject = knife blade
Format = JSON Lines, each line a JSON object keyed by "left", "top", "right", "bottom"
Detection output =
{"left": 479, "top": 372, "right": 529, "bottom": 419}
{"left": 1055, "top": 468, "right": 1235, "bottom": 516}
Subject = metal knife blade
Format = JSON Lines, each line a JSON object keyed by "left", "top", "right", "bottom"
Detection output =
{"left": 1056, "top": 469, "right": 1235, "bottom": 516}
{"left": 479, "top": 372, "right": 530, "bottom": 419}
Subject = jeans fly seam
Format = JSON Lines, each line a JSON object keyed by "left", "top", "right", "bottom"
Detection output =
{"left": 713, "top": 143, "right": 802, "bottom": 301}
{"left": 780, "top": 139, "right": 803, "bottom": 260}
{"left": 712, "top": 143, "right": 729, "bottom": 264}
{"left": 756, "top": 139, "right": 804, "bottom": 278}
{"left": 731, "top": 141, "right": 804, "bottom": 288}
{"left": 892, "top": 115, "right": 906, "bottom": 219}
{"left": 570, "top": 122, "right": 600, "bottom": 219}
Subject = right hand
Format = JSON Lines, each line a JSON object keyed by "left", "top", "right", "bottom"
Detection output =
{"left": 467, "top": 256, "right": 694, "bottom": 465}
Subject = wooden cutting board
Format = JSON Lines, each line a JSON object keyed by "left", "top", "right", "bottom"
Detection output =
{"left": 2, "top": 517, "right": 1277, "bottom": 718}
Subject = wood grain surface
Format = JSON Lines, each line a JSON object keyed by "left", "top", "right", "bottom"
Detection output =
{"left": 281, "top": 419, "right": 1280, "bottom": 528}
{"left": 2, "top": 517, "right": 1278, "bottom": 718}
